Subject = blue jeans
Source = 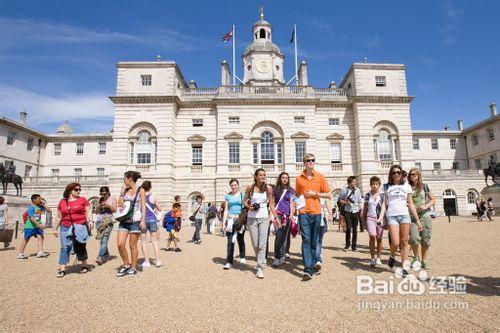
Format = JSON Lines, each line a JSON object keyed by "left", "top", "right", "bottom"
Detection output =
{"left": 59, "top": 226, "right": 87, "bottom": 265}
{"left": 98, "top": 224, "right": 113, "bottom": 258}
{"left": 315, "top": 224, "right": 327, "bottom": 264}
{"left": 299, "top": 214, "right": 321, "bottom": 275}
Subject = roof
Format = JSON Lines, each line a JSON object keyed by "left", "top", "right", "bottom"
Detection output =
{"left": 244, "top": 40, "right": 282, "bottom": 55}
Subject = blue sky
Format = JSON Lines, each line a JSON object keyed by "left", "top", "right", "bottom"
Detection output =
{"left": 0, "top": 0, "right": 498, "bottom": 133}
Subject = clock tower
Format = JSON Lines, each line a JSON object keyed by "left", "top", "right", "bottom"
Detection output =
{"left": 242, "top": 9, "right": 285, "bottom": 86}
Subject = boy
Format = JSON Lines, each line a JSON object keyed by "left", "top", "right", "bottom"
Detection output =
{"left": 164, "top": 203, "right": 182, "bottom": 252}
{"left": 360, "top": 176, "right": 384, "bottom": 267}
{"left": 17, "top": 194, "right": 49, "bottom": 259}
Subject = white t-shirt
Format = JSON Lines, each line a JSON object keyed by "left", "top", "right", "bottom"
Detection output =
{"left": 366, "top": 192, "right": 382, "bottom": 218}
{"left": 247, "top": 189, "right": 269, "bottom": 219}
{"left": 382, "top": 183, "right": 412, "bottom": 217}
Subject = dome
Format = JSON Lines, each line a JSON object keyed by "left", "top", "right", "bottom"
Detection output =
{"left": 253, "top": 19, "right": 271, "bottom": 28}
{"left": 56, "top": 121, "right": 74, "bottom": 135}
{"left": 244, "top": 40, "right": 282, "bottom": 55}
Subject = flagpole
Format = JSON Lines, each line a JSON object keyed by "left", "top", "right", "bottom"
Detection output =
{"left": 294, "top": 24, "right": 298, "bottom": 86}
{"left": 232, "top": 24, "right": 236, "bottom": 85}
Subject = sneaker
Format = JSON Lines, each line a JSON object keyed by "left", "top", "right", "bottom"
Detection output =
{"left": 388, "top": 256, "right": 396, "bottom": 268}
{"left": 116, "top": 266, "right": 130, "bottom": 277}
{"left": 155, "top": 261, "right": 162, "bottom": 268}
{"left": 223, "top": 263, "right": 232, "bottom": 270}
{"left": 127, "top": 268, "right": 138, "bottom": 276}
{"left": 343, "top": 246, "right": 349, "bottom": 252}
{"left": 351, "top": 248, "right": 357, "bottom": 252}
{"left": 17, "top": 253, "right": 28, "bottom": 259}
{"left": 238, "top": 258, "right": 246, "bottom": 264}
{"left": 302, "top": 272, "right": 312, "bottom": 281}
{"left": 421, "top": 260, "right": 429, "bottom": 269}
{"left": 272, "top": 258, "right": 280, "bottom": 267}
{"left": 165, "top": 248, "right": 174, "bottom": 251}
{"left": 36, "top": 252, "right": 49, "bottom": 258}
{"left": 256, "top": 268, "right": 265, "bottom": 279}
{"left": 142, "top": 260, "right": 152, "bottom": 268}
{"left": 278, "top": 257, "right": 286, "bottom": 266}
{"left": 411, "top": 256, "right": 420, "bottom": 267}
{"left": 174, "top": 248, "right": 182, "bottom": 252}
{"left": 285, "top": 253, "right": 290, "bottom": 259}
{"left": 402, "top": 269, "right": 409, "bottom": 278}
{"left": 370, "top": 258, "right": 377, "bottom": 267}
{"left": 376, "top": 258, "right": 382, "bottom": 266}
{"left": 314, "top": 262, "right": 323, "bottom": 270}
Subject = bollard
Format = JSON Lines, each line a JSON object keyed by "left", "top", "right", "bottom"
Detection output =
{"left": 15, "top": 220, "right": 19, "bottom": 239}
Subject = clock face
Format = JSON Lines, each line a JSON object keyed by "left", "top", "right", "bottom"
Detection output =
{"left": 256, "top": 60, "right": 270, "bottom": 73}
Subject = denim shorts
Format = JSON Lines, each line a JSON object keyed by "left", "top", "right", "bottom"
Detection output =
{"left": 142, "top": 220, "right": 158, "bottom": 233}
{"left": 387, "top": 214, "right": 411, "bottom": 226}
{"left": 117, "top": 221, "right": 141, "bottom": 234}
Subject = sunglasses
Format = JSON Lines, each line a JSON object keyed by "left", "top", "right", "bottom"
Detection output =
{"left": 409, "top": 173, "right": 418, "bottom": 177}
{"left": 73, "top": 188, "right": 81, "bottom": 192}
{"left": 100, "top": 192, "right": 107, "bottom": 195}
{"left": 305, "top": 159, "right": 316, "bottom": 163}
{"left": 391, "top": 171, "right": 402, "bottom": 176}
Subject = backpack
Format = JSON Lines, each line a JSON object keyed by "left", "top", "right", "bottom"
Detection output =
{"left": 22, "top": 210, "right": 29, "bottom": 224}
{"left": 163, "top": 211, "right": 177, "bottom": 229}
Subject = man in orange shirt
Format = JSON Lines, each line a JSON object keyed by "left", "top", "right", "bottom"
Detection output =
{"left": 295, "top": 153, "right": 331, "bottom": 280}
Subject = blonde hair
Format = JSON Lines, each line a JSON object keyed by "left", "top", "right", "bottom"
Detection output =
{"left": 303, "top": 153, "right": 316, "bottom": 164}
{"left": 408, "top": 167, "right": 424, "bottom": 192}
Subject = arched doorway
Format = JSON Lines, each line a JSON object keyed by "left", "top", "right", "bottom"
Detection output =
{"left": 443, "top": 189, "right": 457, "bottom": 216}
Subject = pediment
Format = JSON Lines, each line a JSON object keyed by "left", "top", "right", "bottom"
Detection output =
{"left": 291, "top": 132, "right": 310, "bottom": 139}
{"left": 187, "top": 134, "right": 206, "bottom": 142}
{"left": 326, "top": 133, "right": 345, "bottom": 140}
{"left": 224, "top": 132, "right": 243, "bottom": 140}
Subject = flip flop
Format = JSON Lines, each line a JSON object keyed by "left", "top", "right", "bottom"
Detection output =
{"left": 56, "top": 270, "right": 66, "bottom": 278}
{"left": 80, "top": 266, "right": 89, "bottom": 274}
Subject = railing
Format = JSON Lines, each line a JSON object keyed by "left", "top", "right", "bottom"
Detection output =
{"left": 313, "top": 88, "right": 347, "bottom": 96}
{"left": 295, "top": 163, "right": 304, "bottom": 171}
{"left": 182, "top": 87, "right": 218, "bottom": 97}
{"left": 191, "top": 165, "right": 203, "bottom": 173}
{"left": 253, "top": 164, "right": 284, "bottom": 172}
{"left": 228, "top": 165, "right": 240, "bottom": 172}
{"left": 24, "top": 175, "right": 109, "bottom": 185}
{"left": 421, "top": 169, "right": 483, "bottom": 177}
{"left": 219, "top": 85, "right": 307, "bottom": 95}
{"left": 331, "top": 163, "right": 343, "bottom": 171}
{"left": 135, "top": 165, "right": 151, "bottom": 172}
{"left": 380, "top": 161, "right": 398, "bottom": 169}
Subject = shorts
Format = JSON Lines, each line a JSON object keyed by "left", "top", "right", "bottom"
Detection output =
{"left": 366, "top": 216, "right": 383, "bottom": 240}
{"left": 24, "top": 228, "right": 43, "bottom": 239}
{"left": 387, "top": 214, "right": 411, "bottom": 226}
{"left": 118, "top": 221, "right": 141, "bottom": 234}
{"left": 410, "top": 215, "right": 432, "bottom": 247}
{"left": 142, "top": 220, "right": 158, "bottom": 233}
{"left": 167, "top": 231, "right": 179, "bottom": 240}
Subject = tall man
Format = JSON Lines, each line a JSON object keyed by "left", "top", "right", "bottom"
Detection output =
{"left": 295, "top": 153, "right": 331, "bottom": 281}
{"left": 339, "top": 176, "right": 363, "bottom": 251}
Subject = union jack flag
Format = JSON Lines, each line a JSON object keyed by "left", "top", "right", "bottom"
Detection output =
{"left": 222, "top": 29, "right": 233, "bottom": 42}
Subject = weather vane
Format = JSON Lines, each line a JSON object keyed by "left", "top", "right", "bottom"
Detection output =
{"left": 259, "top": 5, "right": 264, "bottom": 20}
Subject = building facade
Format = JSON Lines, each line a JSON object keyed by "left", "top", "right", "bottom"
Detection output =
{"left": 1, "top": 13, "right": 496, "bottom": 215}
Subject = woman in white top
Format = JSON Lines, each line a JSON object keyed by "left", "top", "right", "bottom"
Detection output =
{"left": 378, "top": 165, "right": 422, "bottom": 277}
{"left": 0, "top": 196, "right": 9, "bottom": 248}
{"left": 243, "top": 168, "right": 276, "bottom": 279}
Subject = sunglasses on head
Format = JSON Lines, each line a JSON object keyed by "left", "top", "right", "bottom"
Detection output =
{"left": 73, "top": 188, "right": 81, "bottom": 192}
{"left": 305, "top": 159, "right": 315, "bottom": 163}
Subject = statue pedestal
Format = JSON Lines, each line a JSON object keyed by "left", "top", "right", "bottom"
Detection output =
{"left": 1, "top": 195, "right": 31, "bottom": 227}
{"left": 481, "top": 185, "right": 500, "bottom": 215}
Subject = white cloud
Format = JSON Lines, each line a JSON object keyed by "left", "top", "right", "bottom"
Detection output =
{"left": 420, "top": 57, "right": 436, "bottom": 66}
{"left": 365, "top": 34, "right": 381, "bottom": 48}
{"left": 439, "top": 1, "right": 462, "bottom": 46}
{"left": 0, "top": 85, "right": 113, "bottom": 130}
{"left": 416, "top": 82, "right": 435, "bottom": 93}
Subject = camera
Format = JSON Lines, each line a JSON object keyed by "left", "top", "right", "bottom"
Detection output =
{"left": 252, "top": 203, "right": 260, "bottom": 210}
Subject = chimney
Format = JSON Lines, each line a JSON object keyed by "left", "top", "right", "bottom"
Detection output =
{"left": 490, "top": 102, "right": 497, "bottom": 117}
{"left": 221, "top": 60, "right": 231, "bottom": 86}
{"left": 188, "top": 80, "right": 197, "bottom": 89}
{"left": 19, "top": 111, "right": 27, "bottom": 125}
{"left": 328, "top": 81, "right": 337, "bottom": 89}
{"left": 457, "top": 118, "right": 463, "bottom": 131}
{"left": 298, "top": 61, "right": 308, "bottom": 86}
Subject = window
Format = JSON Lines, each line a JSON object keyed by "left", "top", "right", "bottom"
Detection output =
{"left": 27, "top": 138, "right": 34, "bottom": 151}
{"left": 415, "top": 162, "right": 422, "bottom": 170}
{"left": 228, "top": 143, "right": 240, "bottom": 164}
{"left": 412, "top": 138, "right": 420, "bottom": 150}
{"left": 375, "top": 76, "right": 386, "bottom": 87}
{"left": 452, "top": 162, "right": 459, "bottom": 170}
{"left": 228, "top": 117, "right": 239, "bottom": 124}
{"left": 136, "top": 130, "right": 152, "bottom": 164}
{"left": 76, "top": 142, "right": 84, "bottom": 155}
{"left": 487, "top": 128, "right": 495, "bottom": 141}
{"left": 252, "top": 143, "right": 258, "bottom": 164}
{"left": 444, "top": 189, "right": 455, "bottom": 197}
{"left": 450, "top": 139, "right": 457, "bottom": 150}
{"left": 377, "top": 129, "right": 392, "bottom": 161}
{"left": 51, "top": 168, "right": 59, "bottom": 177}
{"left": 295, "top": 142, "right": 306, "bottom": 163}
{"left": 431, "top": 139, "right": 439, "bottom": 150}
{"left": 277, "top": 143, "right": 283, "bottom": 164}
{"left": 474, "top": 159, "right": 481, "bottom": 169}
{"left": 24, "top": 165, "right": 32, "bottom": 177}
{"left": 137, "top": 153, "right": 151, "bottom": 164}
{"left": 260, "top": 131, "right": 274, "bottom": 164}
{"left": 74, "top": 168, "right": 82, "bottom": 176}
{"left": 97, "top": 168, "right": 105, "bottom": 176}
{"left": 467, "top": 191, "right": 477, "bottom": 204}
{"left": 192, "top": 145, "right": 202, "bottom": 165}
{"left": 433, "top": 162, "right": 441, "bottom": 170}
{"left": 54, "top": 143, "right": 62, "bottom": 155}
{"left": 330, "top": 143, "right": 342, "bottom": 164}
{"left": 294, "top": 116, "right": 305, "bottom": 124}
{"left": 7, "top": 132, "right": 15, "bottom": 145}
{"left": 329, "top": 118, "right": 340, "bottom": 126}
{"left": 98, "top": 142, "right": 106, "bottom": 154}
{"left": 472, "top": 134, "right": 478, "bottom": 145}
{"left": 141, "top": 74, "right": 152, "bottom": 86}
{"left": 192, "top": 119, "right": 203, "bottom": 127}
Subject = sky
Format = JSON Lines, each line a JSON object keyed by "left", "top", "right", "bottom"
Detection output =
{"left": 0, "top": 0, "right": 499, "bottom": 133}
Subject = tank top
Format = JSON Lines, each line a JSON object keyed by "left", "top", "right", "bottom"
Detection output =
{"left": 124, "top": 190, "right": 141, "bottom": 220}
{"left": 98, "top": 196, "right": 114, "bottom": 216}
{"left": 145, "top": 194, "right": 156, "bottom": 221}
{"left": 247, "top": 188, "right": 269, "bottom": 219}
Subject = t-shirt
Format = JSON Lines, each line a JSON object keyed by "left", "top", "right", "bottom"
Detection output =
{"left": 225, "top": 192, "right": 243, "bottom": 216}
{"left": 248, "top": 187, "right": 270, "bottom": 219}
{"left": 340, "top": 187, "right": 363, "bottom": 213}
{"left": 295, "top": 170, "right": 330, "bottom": 214}
{"left": 381, "top": 183, "right": 412, "bottom": 217}
{"left": 273, "top": 187, "right": 295, "bottom": 216}
{"left": 58, "top": 197, "right": 90, "bottom": 227}
{"left": 364, "top": 192, "right": 382, "bottom": 218}
{"left": 192, "top": 202, "right": 204, "bottom": 220}
{"left": 412, "top": 184, "right": 430, "bottom": 219}
{"left": 0, "top": 204, "right": 7, "bottom": 226}
{"left": 26, "top": 204, "right": 45, "bottom": 229}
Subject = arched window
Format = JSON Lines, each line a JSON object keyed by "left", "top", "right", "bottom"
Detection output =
{"left": 259, "top": 28, "right": 266, "bottom": 39}
{"left": 467, "top": 190, "right": 477, "bottom": 204}
{"left": 260, "top": 131, "right": 275, "bottom": 164}
{"left": 377, "top": 129, "right": 392, "bottom": 161}
{"left": 443, "top": 189, "right": 456, "bottom": 197}
{"left": 135, "top": 130, "right": 153, "bottom": 164}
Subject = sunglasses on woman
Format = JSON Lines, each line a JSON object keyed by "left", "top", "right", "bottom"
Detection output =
{"left": 391, "top": 171, "right": 402, "bottom": 176}
{"left": 73, "top": 188, "right": 81, "bottom": 192}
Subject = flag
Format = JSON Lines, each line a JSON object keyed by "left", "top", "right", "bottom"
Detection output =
{"left": 222, "top": 29, "right": 233, "bottom": 42}
{"left": 289, "top": 27, "right": 295, "bottom": 43}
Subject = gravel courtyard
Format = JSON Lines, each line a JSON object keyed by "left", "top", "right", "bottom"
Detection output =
{"left": 0, "top": 216, "right": 498, "bottom": 332}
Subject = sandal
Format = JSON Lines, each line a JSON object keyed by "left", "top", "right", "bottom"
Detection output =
{"left": 80, "top": 266, "right": 89, "bottom": 274}
{"left": 96, "top": 258, "right": 104, "bottom": 266}
{"left": 56, "top": 270, "right": 66, "bottom": 278}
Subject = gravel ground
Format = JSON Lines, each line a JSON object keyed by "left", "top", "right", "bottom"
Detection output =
{"left": 0, "top": 216, "right": 499, "bottom": 332}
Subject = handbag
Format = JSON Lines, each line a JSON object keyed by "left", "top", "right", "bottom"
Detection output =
{"left": 238, "top": 185, "right": 255, "bottom": 226}
{"left": 189, "top": 204, "right": 202, "bottom": 222}
{"left": 65, "top": 199, "right": 91, "bottom": 242}
{"left": 146, "top": 202, "right": 163, "bottom": 222}
{"left": 290, "top": 216, "right": 299, "bottom": 237}
{"left": 114, "top": 187, "right": 141, "bottom": 223}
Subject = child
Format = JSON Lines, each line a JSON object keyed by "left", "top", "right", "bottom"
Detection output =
{"left": 17, "top": 194, "right": 49, "bottom": 259}
{"left": 164, "top": 203, "right": 182, "bottom": 252}
{"left": 360, "top": 176, "right": 384, "bottom": 267}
